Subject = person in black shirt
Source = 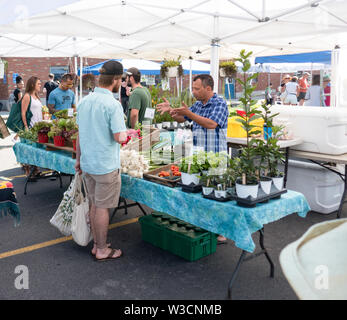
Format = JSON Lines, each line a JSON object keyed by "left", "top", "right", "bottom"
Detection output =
{"left": 13, "top": 76, "right": 24, "bottom": 103}
{"left": 120, "top": 74, "right": 131, "bottom": 114}
{"left": 43, "top": 73, "right": 58, "bottom": 105}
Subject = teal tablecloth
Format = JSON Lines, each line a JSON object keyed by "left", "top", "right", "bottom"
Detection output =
{"left": 12, "top": 142, "right": 311, "bottom": 253}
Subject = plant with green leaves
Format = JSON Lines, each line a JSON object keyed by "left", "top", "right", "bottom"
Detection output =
{"left": 18, "top": 128, "right": 38, "bottom": 141}
{"left": 48, "top": 124, "right": 63, "bottom": 139}
{"left": 219, "top": 60, "right": 237, "bottom": 78}
{"left": 160, "top": 56, "right": 184, "bottom": 79}
{"left": 54, "top": 109, "right": 69, "bottom": 119}
{"left": 231, "top": 49, "right": 263, "bottom": 184}
{"left": 179, "top": 154, "right": 202, "bottom": 174}
{"left": 31, "top": 121, "right": 52, "bottom": 135}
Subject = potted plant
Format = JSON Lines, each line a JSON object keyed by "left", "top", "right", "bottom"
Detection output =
{"left": 200, "top": 174, "right": 215, "bottom": 196}
{"left": 160, "top": 56, "right": 184, "bottom": 79}
{"left": 232, "top": 50, "right": 263, "bottom": 199}
{"left": 62, "top": 118, "right": 78, "bottom": 147}
{"left": 219, "top": 60, "right": 237, "bottom": 78}
{"left": 214, "top": 176, "right": 228, "bottom": 198}
{"left": 48, "top": 123, "right": 65, "bottom": 147}
{"left": 265, "top": 126, "right": 286, "bottom": 191}
{"left": 32, "top": 121, "right": 52, "bottom": 144}
{"left": 18, "top": 129, "right": 38, "bottom": 145}
{"left": 179, "top": 155, "right": 201, "bottom": 186}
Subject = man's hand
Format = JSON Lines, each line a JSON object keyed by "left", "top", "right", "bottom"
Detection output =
{"left": 75, "top": 160, "right": 82, "bottom": 175}
{"left": 156, "top": 98, "right": 171, "bottom": 115}
{"left": 171, "top": 102, "right": 190, "bottom": 117}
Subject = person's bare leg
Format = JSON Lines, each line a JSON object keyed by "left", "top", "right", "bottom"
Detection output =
{"left": 94, "top": 207, "right": 121, "bottom": 259}
{"left": 90, "top": 204, "right": 111, "bottom": 255}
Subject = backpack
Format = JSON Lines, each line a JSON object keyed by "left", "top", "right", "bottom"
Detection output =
{"left": 6, "top": 95, "right": 32, "bottom": 133}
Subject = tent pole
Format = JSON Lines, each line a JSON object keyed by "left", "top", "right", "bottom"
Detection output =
{"left": 80, "top": 56, "right": 83, "bottom": 102}
{"left": 74, "top": 55, "right": 78, "bottom": 105}
{"left": 189, "top": 58, "right": 193, "bottom": 95}
{"left": 331, "top": 47, "right": 340, "bottom": 108}
{"left": 210, "top": 15, "right": 220, "bottom": 95}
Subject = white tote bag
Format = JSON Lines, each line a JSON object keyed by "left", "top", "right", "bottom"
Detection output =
{"left": 50, "top": 173, "right": 81, "bottom": 236}
{"left": 71, "top": 176, "right": 93, "bottom": 246}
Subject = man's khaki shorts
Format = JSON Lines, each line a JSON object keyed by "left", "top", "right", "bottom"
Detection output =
{"left": 84, "top": 169, "right": 121, "bottom": 209}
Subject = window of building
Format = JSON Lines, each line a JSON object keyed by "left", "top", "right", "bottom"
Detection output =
{"left": 50, "top": 66, "right": 69, "bottom": 82}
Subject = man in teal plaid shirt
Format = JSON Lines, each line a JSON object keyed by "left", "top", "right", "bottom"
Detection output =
{"left": 157, "top": 74, "right": 228, "bottom": 153}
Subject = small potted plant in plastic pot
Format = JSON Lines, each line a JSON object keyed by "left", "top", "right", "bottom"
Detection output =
{"left": 32, "top": 121, "right": 52, "bottom": 144}
{"left": 160, "top": 56, "right": 184, "bottom": 79}
{"left": 179, "top": 155, "right": 201, "bottom": 186}
{"left": 48, "top": 125, "right": 65, "bottom": 147}
{"left": 219, "top": 60, "right": 237, "bottom": 78}
{"left": 200, "top": 174, "right": 215, "bottom": 196}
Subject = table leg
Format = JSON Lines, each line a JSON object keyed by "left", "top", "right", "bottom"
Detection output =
{"left": 227, "top": 228, "right": 275, "bottom": 300}
{"left": 337, "top": 164, "right": 347, "bottom": 219}
{"left": 110, "top": 197, "right": 148, "bottom": 223}
{"left": 283, "top": 147, "right": 289, "bottom": 188}
{"left": 24, "top": 166, "right": 36, "bottom": 195}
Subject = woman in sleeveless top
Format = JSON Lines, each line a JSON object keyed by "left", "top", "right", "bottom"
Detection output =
{"left": 21, "top": 77, "right": 43, "bottom": 179}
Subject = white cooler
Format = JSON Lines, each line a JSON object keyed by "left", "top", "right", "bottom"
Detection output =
{"left": 270, "top": 106, "right": 347, "bottom": 155}
{"left": 284, "top": 159, "right": 344, "bottom": 214}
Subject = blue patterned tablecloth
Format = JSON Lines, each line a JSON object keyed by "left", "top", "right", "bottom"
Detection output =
{"left": 12, "top": 142, "right": 311, "bottom": 253}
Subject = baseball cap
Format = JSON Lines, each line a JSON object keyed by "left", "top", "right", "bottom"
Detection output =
{"left": 99, "top": 60, "right": 123, "bottom": 76}
{"left": 126, "top": 67, "right": 141, "bottom": 78}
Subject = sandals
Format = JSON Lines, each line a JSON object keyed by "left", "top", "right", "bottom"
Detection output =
{"left": 94, "top": 249, "right": 123, "bottom": 262}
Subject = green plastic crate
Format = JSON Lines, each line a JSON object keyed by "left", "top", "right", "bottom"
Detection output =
{"left": 139, "top": 212, "right": 218, "bottom": 261}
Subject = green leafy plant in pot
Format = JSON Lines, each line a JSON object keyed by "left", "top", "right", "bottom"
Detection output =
{"left": 48, "top": 121, "right": 65, "bottom": 147}
{"left": 179, "top": 154, "right": 201, "bottom": 186}
{"left": 31, "top": 121, "right": 52, "bottom": 144}
{"left": 219, "top": 60, "right": 237, "bottom": 78}
{"left": 232, "top": 49, "right": 263, "bottom": 199}
{"left": 160, "top": 56, "right": 184, "bottom": 79}
{"left": 200, "top": 174, "right": 215, "bottom": 196}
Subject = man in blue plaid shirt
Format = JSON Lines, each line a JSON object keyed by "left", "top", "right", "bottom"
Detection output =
{"left": 157, "top": 74, "right": 228, "bottom": 153}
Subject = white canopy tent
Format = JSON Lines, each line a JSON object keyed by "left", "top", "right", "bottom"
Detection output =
{"left": 1, "top": 0, "right": 347, "bottom": 95}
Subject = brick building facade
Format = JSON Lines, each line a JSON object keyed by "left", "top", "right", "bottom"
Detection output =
{"left": 0, "top": 56, "right": 317, "bottom": 109}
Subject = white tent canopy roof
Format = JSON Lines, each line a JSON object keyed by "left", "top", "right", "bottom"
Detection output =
{"left": 1, "top": 0, "right": 347, "bottom": 59}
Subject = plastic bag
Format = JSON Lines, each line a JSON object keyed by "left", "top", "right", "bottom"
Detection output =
{"left": 50, "top": 173, "right": 81, "bottom": 236}
{"left": 71, "top": 176, "right": 93, "bottom": 246}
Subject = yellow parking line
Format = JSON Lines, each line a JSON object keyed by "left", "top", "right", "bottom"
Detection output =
{"left": 0, "top": 171, "right": 54, "bottom": 181}
{"left": 0, "top": 217, "right": 139, "bottom": 260}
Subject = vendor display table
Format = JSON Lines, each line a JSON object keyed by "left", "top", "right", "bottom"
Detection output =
{"left": 290, "top": 149, "right": 347, "bottom": 218}
{"left": 227, "top": 137, "right": 303, "bottom": 188}
{"left": 12, "top": 142, "right": 310, "bottom": 299}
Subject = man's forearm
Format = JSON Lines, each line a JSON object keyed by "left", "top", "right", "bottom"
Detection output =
{"left": 171, "top": 112, "right": 186, "bottom": 123}
{"left": 76, "top": 135, "right": 81, "bottom": 162}
{"left": 185, "top": 111, "right": 217, "bottom": 129}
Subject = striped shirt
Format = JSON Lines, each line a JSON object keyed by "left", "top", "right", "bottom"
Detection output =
{"left": 185, "top": 94, "right": 228, "bottom": 153}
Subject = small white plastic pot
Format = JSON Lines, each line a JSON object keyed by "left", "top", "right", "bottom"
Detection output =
{"left": 260, "top": 177, "right": 273, "bottom": 195}
{"left": 162, "top": 121, "right": 171, "bottom": 129}
{"left": 181, "top": 172, "right": 200, "bottom": 186}
{"left": 156, "top": 123, "right": 163, "bottom": 129}
{"left": 202, "top": 187, "right": 214, "bottom": 196}
{"left": 272, "top": 176, "right": 284, "bottom": 191}
{"left": 167, "top": 66, "right": 179, "bottom": 78}
{"left": 214, "top": 190, "right": 227, "bottom": 198}
{"left": 235, "top": 181, "right": 259, "bottom": 199}
{"left": 172, "top": 121, "right": 178, "bottom": 128}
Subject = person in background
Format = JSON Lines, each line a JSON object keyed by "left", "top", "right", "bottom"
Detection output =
{"left": 48, "top": 73, "right": 76, "bottom": 115}
{"left": 120, "top": 74, "right": 130, "bottom": 114}
{"left": 298, "top": 72, "right": 310, "bottom": 106}
{"left": 21, "top": 76, "right": 43, "bottom": 179}
{"left": 265, "top": 83, "right": 273, "bottom": 105}
{"left": 284, "top": 76, "right": 300, "bottom": 106}
{"left": 323, "top": 75, "right": 331, "bottom": 107}
{"left": 13, "top": 76, "right": 24, "bottom": 103}
{"left": 125, "top": 67, "right": 152, "bottom": 128}
{"left": 43, "top": 73, "right": 58, "bottom": 106}
{"left": 75, "top": 60, "right": 127, "bottom": 261}
{"left": 304, "top": 74, "right": 322, "bottom": 107}
{"left": 279, "top": 75, "right": 291, "bottom": 104}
